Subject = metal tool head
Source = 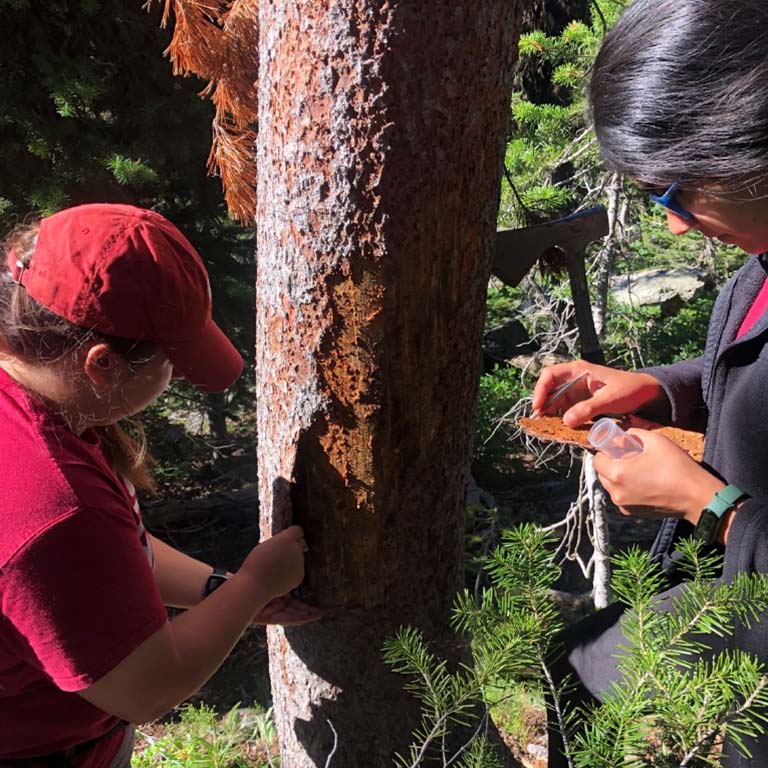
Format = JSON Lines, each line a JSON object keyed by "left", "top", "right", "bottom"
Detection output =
{"left": 493, "top": 206, "right": 609, "bottom": 288}
{"left": 542, "top": 371, "right": 589, "bottom": 411}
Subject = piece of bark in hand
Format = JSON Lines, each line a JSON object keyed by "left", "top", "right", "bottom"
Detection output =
{"left": 518, "top": 415, "right": 704, "bottom": 462}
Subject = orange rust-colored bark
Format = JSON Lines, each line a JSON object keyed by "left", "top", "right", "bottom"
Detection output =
{"left": 519, "top": 415, "right": 705, "bottom": 462}
{"left": 254, "top": 2, "right": 521, "bottom": 765}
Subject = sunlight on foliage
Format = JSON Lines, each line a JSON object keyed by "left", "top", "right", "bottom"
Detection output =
{"left": 106, "top": 154, "right": 160, "bottom": 186}
{"left": 134, "top": 703, "right": 278, "bottom": 768}
{"left": 474, "top": 363, "right": 529, "bottom": 467}
{"left": 387, "top": 527, "right": 768, "bottom": 767}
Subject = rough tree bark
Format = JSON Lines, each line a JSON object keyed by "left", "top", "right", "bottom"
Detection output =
{"left": 255, "top": 2, "right": 520, "bottom": 765}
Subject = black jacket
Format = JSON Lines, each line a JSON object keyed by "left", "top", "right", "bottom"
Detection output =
{"left": 647, "top": 252, "right": 768, "bottom": 659}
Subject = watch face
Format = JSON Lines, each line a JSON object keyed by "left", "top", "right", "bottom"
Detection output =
{"left": 695, "top": 510, "right": 719, "bottom": 544}
{"left": 205, "top": 573, "right": 229, "bottom": 596}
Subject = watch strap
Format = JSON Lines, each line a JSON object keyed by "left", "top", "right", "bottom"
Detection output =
{"left": 694, "top": 484, "right": 747, "bottom": 546}
{"left": 203, "top": 566, "right": 230, "bottom": 597}
{"left": 704, "top": 484, "right": 747, "bottom": 519}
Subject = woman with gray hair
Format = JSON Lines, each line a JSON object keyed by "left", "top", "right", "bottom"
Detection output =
{"left": 533, "top": 1, "right": 768, "bottom": 765}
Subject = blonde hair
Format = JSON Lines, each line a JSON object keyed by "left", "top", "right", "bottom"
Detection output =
{"left": 1, "top": 222, "right": 157, "bottom": 492}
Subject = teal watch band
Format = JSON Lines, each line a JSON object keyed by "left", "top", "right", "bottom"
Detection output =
{"left": 694, "top": 484, "right": 747, "bottom": 545}
{"left": 705, "top": 484, "right": 747, "bottom": 518}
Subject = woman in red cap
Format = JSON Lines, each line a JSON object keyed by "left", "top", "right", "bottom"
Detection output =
{"left": 0, "top": 204, "right": 311, "bottom": 767}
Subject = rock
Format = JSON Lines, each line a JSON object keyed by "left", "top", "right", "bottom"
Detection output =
{"left": 610, "top": 267, "right": 711, "bottom": 315}
{"left": 524, "top": 743, "right": 548, "bottom": 768}
{"left": 506, "top": 352, "right": 571, "bottom": 375}
{"left": 467, "top": 475, "right": 497, "bottom": 510}
{"left": 484, "top": 319, "right": 537, "bottom": 365}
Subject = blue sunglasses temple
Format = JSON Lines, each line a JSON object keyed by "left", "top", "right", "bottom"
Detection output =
{"left": 649, "top": 180, "right": 695, "bottom": 223}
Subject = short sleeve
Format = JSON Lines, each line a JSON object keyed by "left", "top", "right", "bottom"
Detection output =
{"left": 0, "top": 506, "right": 168, "bottom": 692}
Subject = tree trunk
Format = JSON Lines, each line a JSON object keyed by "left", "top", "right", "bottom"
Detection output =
{"left": 255, "top": 2, "right": 520, "bottom": 765}
{"left": 206, "top": 392, "right": 229, "bottom": 466}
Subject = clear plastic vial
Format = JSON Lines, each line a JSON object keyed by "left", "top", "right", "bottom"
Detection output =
{"left": 587, "top": 418, "right": 643, "bottom": 459}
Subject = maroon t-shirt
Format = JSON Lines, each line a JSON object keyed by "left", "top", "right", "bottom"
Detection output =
{"left": 0, "top": 369, "right": 167, "bottom": 759}
{"left": 737, "top": 276, "right": 768, "bottom": 338}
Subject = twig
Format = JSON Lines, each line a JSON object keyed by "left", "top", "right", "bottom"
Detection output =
{"left": 590, "top": 0, "right": 607, "bottom": 34}
{"left": 555, "top": 135, "right": 597, "bottom": 169}
{"left": 552, "top": 161, "right": 601, "bottom": 190}
{"left": 503, "top": 166, "right": 534, "bottom": 225}
{"left": 474, "top": 516, "right": 500, "bottom": 606}
{"left": 406, "top": 690, "right": 522, "bottom": 767}
{"left": 443, "top": 709, "right": 491, "bottom": 767}
{"left": 408, "top": 708, "right": 461, "bottom": 767}
{"left": 679, "top": 676, "right": 768, "bottom": 766}
{"left": 541, "top": 658, "right": 575, "bottom": 768}
{"left": 324, "top": 719, "right": 339, "bottom": 768}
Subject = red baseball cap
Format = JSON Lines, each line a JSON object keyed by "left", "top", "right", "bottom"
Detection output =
{"left": 8, "top": 203, "right": 243, "bottom": 393}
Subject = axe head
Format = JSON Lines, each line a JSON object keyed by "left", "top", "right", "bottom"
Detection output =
{"left": 493, "top": 206, "right": 609, "bottom": 287}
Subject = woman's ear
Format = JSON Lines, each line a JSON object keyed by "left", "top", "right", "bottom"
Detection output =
{"left": 83, "top": 343, "right": 118, "bottom": 389}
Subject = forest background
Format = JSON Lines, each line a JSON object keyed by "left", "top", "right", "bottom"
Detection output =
{"left": 0, "top": 0, "right": 749, "bottom": 765}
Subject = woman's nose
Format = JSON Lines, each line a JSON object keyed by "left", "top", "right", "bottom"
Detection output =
{"left": 666, "top": 209, "right": 695, "bottom": 236}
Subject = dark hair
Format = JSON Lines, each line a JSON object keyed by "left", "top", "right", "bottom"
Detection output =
{"left": 0, "top": 223, "right": 157, "bottom": 492}
{"left": 589, "top": 0, "right": 768, "bottom": 193}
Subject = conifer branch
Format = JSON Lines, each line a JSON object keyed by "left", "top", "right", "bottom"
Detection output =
{"left": 150, "top": 0, "right": 259, "bottom": 221}
{"left": 679, "top": 675, "right": 768, "bottom": 766}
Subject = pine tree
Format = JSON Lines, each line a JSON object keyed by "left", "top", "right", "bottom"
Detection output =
{"left": 0, "top": 0, "right": 254, "bottom": 424}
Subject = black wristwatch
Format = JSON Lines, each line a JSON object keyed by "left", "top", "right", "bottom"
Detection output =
{"left": 203, "top": 567, "right": 230, "bottom": 597}
{"left": 694, "top": 484, "right": 747, "bottom": 546}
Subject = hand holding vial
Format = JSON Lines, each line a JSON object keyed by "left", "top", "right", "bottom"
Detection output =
{"left": 588, "top": 418, "right": 643, "bottom": 459}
